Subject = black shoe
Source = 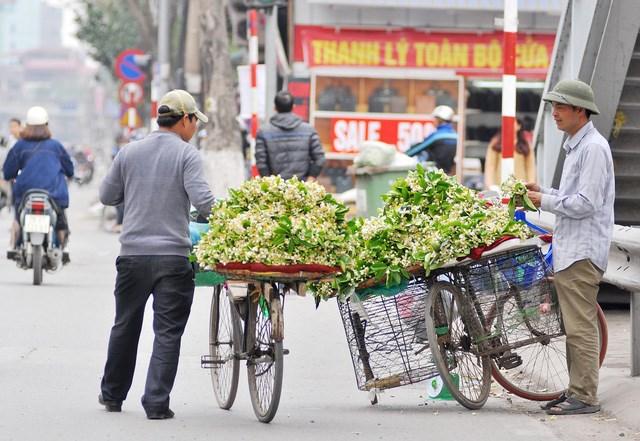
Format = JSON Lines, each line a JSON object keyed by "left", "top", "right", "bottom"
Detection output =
{"left": 146, "top": 408, "right": 175, "bottom": 420}
{"left": 6, "top": 249, "right": 18, "bottom": 260}
{"left": 98, "top": 394, "right": 122, "bottom": 412}
{"left": 540, "top": 392, "right": 567, "bottom": 410}
{"left": 62, "top": 252, "right": 70, "bottom": 264}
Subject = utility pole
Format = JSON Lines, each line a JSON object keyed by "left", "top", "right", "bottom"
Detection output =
{"left": 184, "top": 0, "right": 202, "bottom": 97}
{"left": 264, "top": 5, "right": 278, "bottom": 119}
{"left": 157, "top": 0, "right": 171, "bottom": 97}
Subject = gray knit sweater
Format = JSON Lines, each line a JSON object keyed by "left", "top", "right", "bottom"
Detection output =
{"left": 99, "top": 131, "right": 215, "bottom": 257}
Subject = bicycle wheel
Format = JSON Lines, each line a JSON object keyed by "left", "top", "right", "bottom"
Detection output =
{"left": 489, "top": 288, "right": 608, "bottom": 401}
{"left": 425, "top": 281, "right": 492, "bottom": 410}
{"left": 209, "top": 284, "right": 241, "bottom": 409}
{"left": 247, "top": 296, "right": 283, "bottom": 423}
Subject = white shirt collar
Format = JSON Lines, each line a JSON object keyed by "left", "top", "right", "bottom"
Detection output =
{"left": 563, "top": 121, "right": 593, "bottom": 153}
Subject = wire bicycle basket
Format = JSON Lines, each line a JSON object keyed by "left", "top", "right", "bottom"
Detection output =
{"left": 337, "top": 276, "right": 439, "bottom": 392}
{"left": 450, "top": 246, "right": 563, "bottom": 363}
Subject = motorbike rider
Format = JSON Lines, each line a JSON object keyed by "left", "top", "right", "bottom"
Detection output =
{"left": 2, "top": 106, "right": 74, "bottom": 259}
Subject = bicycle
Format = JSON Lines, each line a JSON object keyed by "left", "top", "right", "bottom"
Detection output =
{"left": 491, "top": 213, "right": 608, "bottom": 401}
{"left": 425, "top": 240, "right": 608, "bottom": 409}
{"left": 200, "top": 265, "right": 336, "bottom": 423}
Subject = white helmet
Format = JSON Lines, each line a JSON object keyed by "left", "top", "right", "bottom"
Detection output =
{"left": 432, "top": 105, "right": 455, "bottom": 122}
{"left": 26, "top": 106, "right": 49, "bottom": 125}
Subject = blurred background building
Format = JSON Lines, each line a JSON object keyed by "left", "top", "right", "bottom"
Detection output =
{"left": 0, "top": 0, "right": 117, "bottom": 158}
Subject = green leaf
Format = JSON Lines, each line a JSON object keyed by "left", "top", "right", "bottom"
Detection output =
{"left": 522, "top": 194, "right": 538, "bottom": 212}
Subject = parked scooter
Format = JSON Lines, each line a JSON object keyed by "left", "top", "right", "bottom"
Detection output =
{"left": 7, "top": 190, "right": 67, "bottom": 285}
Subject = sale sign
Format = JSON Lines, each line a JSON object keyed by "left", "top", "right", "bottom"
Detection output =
{"left": 330, "top": 116, "right": 438, "bottom": 153}
{"left": 295, "top": 26, "right": 555, "bottom": 77}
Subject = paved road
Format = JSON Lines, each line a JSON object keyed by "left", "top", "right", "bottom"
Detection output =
{"left": 0, "top": 182, "right": 636, "bottom": 441}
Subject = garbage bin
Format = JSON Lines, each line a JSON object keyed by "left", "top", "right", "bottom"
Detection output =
{"left": 354, "top": 164, "right": 416, "bottom": 217}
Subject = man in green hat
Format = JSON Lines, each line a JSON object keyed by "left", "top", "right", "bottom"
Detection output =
{"left": 98, "top": 89, "right": 215, "bottom": 419}
{"left": 526, "top": 79, "right": 615, "bottom": 415}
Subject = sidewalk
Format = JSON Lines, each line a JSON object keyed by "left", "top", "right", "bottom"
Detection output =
{"left": 599, "top": 309, "right": 640, "bottom": 431}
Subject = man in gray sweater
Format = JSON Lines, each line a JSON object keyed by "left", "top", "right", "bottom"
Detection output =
{"left": 98, "top": 90, "right": 215, "bottom": 420}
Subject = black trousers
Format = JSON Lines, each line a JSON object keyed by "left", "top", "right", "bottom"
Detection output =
{"left": 100, "top": 255, "right": 194, "bottom": 413}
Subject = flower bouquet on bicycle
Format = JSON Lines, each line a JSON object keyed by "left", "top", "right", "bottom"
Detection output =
{"left": 333, "top": 167, "right": 538, "bottom": 407}
{"left": 194, "top": 176, "right": 354, "bottom": 423}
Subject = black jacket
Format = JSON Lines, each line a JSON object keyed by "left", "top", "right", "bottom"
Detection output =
{"left": 255, "top": 112, "right": 325, "bottom": 180}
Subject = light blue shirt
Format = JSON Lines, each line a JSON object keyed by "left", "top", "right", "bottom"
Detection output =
{"left": 540, "top": 121, "right": 615, "bottom": 273}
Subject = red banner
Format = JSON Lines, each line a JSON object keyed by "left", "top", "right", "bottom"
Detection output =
{"left": 295, "top": 26, "right": 554, "bottom": 77}
{"left": 329, "top": 116, "right": 437, "bottom": 153}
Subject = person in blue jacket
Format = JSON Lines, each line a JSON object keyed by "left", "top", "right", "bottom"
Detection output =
{"left": 2, "top": 106, "right": 74, "bottom": 252}
{"left": 405, "top": 105, "right": 458, "bottom": 175}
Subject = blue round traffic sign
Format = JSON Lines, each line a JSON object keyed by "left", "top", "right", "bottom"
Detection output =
{"left": 115, "top": 48, "right": 146, "bottom": 83}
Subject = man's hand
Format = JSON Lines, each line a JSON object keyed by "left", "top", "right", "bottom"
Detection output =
{"left": 525, "top": 182, "right": 540, "bottom": 192}
{"left": 527, "top": 191, "right": 542, "bottom": 208}
{"left": 306, "top": 176, "right": 317, "bottom": 183}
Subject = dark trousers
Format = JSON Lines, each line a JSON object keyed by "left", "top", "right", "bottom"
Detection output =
{"left": 100, "top": 255, "right": 194, "bottom": 412}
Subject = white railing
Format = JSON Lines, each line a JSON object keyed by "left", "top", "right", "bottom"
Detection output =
{"left": 525, "top": 210, "right": 640, "bottom": 376}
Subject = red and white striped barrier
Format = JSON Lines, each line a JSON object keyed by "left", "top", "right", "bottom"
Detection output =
{"left": 150, "top": 75, "right": 159, "bottom": 131}
{"left": 501, "top": 0, "right": 517, "bottom": 183}
{"left": 248, "top": 9, "right": 260, "bottom": 177}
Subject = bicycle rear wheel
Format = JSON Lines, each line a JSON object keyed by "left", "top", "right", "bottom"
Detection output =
{"left": 489, "top": 290, "right": 608, "bottom": 401}
{"left": 425, "top": 281, "right": 492, "bottom": 410}
{"left": 209, "top": 284, "right": 241, "bottom": 409}
{"left": 247, "top": 295, "right": 284, "bottom": 423}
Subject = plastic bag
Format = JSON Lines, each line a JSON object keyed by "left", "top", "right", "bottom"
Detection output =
{"left": 189, "top": 222, "right": 209, "bottom": 246}
{"left": 354, "top": 141, "right": 397, "bottom": 168}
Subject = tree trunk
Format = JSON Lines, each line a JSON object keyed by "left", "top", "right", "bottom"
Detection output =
{"left": 125, "top": 0, "right": 156, "bottom": 52}
{"left": 198, "top": 0, "right": 245, "bottom": 198}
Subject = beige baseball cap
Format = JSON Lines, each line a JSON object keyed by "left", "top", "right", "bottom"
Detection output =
{"left": 158, "top": 89, "right": 208, "bottom": 123}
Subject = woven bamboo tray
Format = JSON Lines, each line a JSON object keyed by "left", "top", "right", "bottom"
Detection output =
{"left": 215, "top": 263, "right": 340, "bottom": 283}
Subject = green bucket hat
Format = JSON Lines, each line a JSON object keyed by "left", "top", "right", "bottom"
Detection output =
{"left": 542, "top": 79, "right": 600, "bottom": 115}
{"left": 159, "top": 89, "right": 209, "bottom": 123}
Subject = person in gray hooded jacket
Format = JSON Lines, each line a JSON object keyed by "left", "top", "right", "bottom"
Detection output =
{"left": 255, "top": 91, "right": 325, "bottom": 181}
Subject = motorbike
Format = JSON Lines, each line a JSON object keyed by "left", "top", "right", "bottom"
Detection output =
{"left": 7, "top": 190, "right": 66, "bottom": 285}
{"left": 70, "top": 148, "right": 95, "bottom": 186}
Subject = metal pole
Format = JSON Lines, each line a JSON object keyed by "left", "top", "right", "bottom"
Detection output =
{"left": 150, "top": 67, "right": 159, "bottom": 131}
{"left": 157, "top": 0, "right": 171, "bottom": 97}
{"left": 501, "top": 0, "right": 517, "bottom": 183}
{"left": 633, "top": 292, "right": 640, "bottom": 376}
{"left": 249, "top": 9, "right": 259, "bottom": 177}
{"left": 264, "top": 5, "right": 278, "bottom": 120}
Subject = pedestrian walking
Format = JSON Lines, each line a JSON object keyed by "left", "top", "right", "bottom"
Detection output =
{"left": 526, "top": 79, "right": 615, "bottom": 415}
{"left": 484, "top": 117, "right": 536, "bottom": 190}
{"left": 0, "top": 118, "right": 22, "bottom": 204}
{"left": 405, "top": 105, "right": 458, "bottom": 175}
{"left": 98, "top": 90, "right": 215, "bottom": 420}
{"left": 255, "top": 91, "right": 326, "bottom": 181}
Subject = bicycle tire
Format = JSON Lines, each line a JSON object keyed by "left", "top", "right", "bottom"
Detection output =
{"left": 425, "top": 281, "right": 492, "bottom": 410}
{"left": 209, "top": 284, "right": 241, "bottom": 410}
{"left": 247, "top": 296, "right": 284, "bottom": 423}
{"left": 489, "top": 288, "right": 608, "bottom": 401}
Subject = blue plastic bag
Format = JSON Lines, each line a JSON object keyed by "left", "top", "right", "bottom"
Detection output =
{"left": 189, "top": 222, "right": 209, "bottom": 246}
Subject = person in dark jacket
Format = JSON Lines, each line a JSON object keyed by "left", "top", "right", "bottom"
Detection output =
{"left": 255, "top": 91, "right": 325, "bottom": 181}
{"left": 405, "top": 105, "right": 458, "bottom": 175}
{"left": 3, "top": 106, "right": 74, "bottom": 251}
